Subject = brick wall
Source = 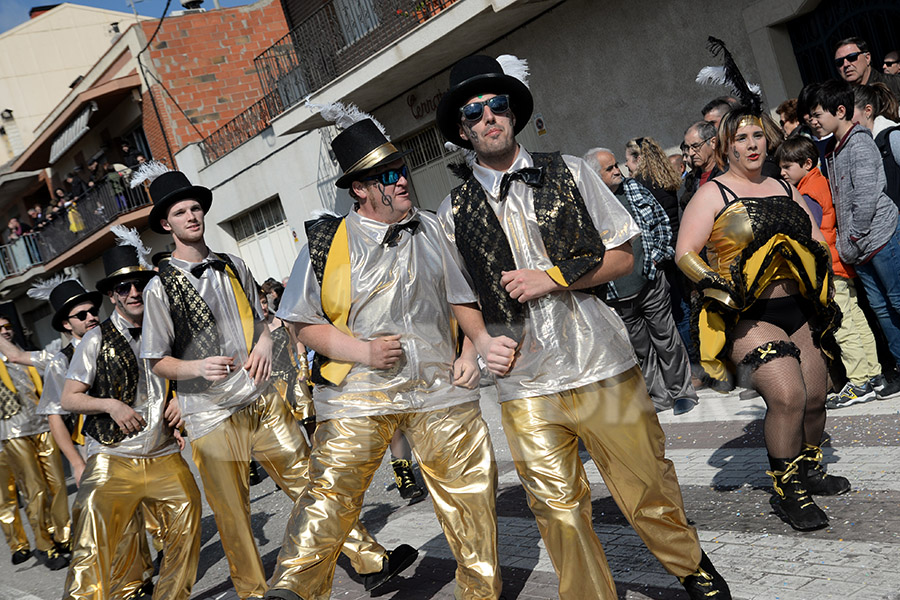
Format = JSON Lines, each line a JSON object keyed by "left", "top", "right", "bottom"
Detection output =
{"left": 141, "top": 0, "right": 289, "bottom": 155}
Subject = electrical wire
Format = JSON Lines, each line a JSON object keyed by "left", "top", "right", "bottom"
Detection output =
{"left": 138, "top": 0, "right": 173, "bottom": 56}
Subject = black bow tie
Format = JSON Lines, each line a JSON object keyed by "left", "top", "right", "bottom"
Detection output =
{"left": 190, "top": 259, "right": 227, "bottom": 278}
{"left": 497, "top": 166, "right": 545, "bottom": 200}
{"left": 382, "top": 220, "right": 420, "bottom": 247}
{"left": 128, "top": 327, "right": 142, "bottom": 339}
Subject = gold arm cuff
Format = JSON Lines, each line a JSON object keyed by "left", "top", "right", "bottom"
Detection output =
{"left": 677, "top": 251, "right": 714, "bottom": 284}
{"left": 546, "top": 266, "right": 569, "bottom": 287}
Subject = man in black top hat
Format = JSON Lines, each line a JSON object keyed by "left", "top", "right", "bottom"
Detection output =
{"left": 137, "top": 165, "right": 394, "bottom": 599}
{"left": 61, "top": 229, "right": 202, "bottom": 600}
{"left": 0, "top": 277, "right": 103, "bottom": 572}
{"left": 265, "top": 112, "right": 499, "bottom": 600}
{"left": 435, "top": 54, "right": 731, "bottom": 600}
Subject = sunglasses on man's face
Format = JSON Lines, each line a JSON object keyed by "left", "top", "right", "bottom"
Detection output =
{"left": 459, "top": 95, "right": 511, "bottom": 123}
{"left": 113, "top": 279, "right": 147, "bottom": 297}
{"left": 0, "top": 324, "right": 13, "bottom": 332}
{"left": 834, "top": 51, "right": 864, "bottom": 68}
{"left": 885, "top": 60, "right": 898, "bottom": 67}
{"left": 68, "top": 306, "right": 100, "bottom": 322}
{"left": 365, "top": 165, "right": 409, "bottom": 186}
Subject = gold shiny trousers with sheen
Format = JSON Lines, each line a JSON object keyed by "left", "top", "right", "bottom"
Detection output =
{"left": 0, "top": 447, "right": 28, "bottom": 553}
{"left": 64, "top": 451, "right": 202, "bottom": 600}
{"left": 189, "top": 389, "right": 385, "bottom": 599}
{"left": 500, "top": 367, "right": 702, "bottom": 600}
{"left": 2, "top": 431, "right": 70, "bottom": 551}
{"left": 269, "top": 400, "right": 502, "bottom": 600}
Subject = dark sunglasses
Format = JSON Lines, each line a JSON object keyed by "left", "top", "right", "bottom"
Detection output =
{"left": 68, "top": 306, "right": 99, "bottom": 321}
{"left": 834, "top": 52, "right": 863, "bottom": 68}
{"left": 459, "top": 95, "right": 511, "bottom": 122}
{"left": 0, "top": 324, "right": 13, "bottom": 332}
{"left": 365, "top": 164, "right": 408, "bottom": 186}
{"left": 885, "top": 60, "right": 898, "bottom": 66}
{"left": 113, "top": 279, "right": 147, "bottom": 296}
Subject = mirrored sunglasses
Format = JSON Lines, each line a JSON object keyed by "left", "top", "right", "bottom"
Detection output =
{"left": 365, "top": 164, "right": 408, "bottom": 186}
{"left": 113, "top": 279, "right": 147, "bottom": 296}
{"left": 459, "top": 95, "right": 511, "bottom": 122}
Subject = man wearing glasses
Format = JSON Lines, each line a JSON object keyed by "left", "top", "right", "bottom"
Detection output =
{"left": 433, "top": 54, "right": 730, "bottom": 600}
{"left": 0, "top": 280, "right": 101, "bottom": 571}
{"left": 884, "top": 51, "right": 900, "bottom": 76}
{"left": 264, "top": 115, "right": 500, "bottom": 600}
{"left": 681, "top": 120, "right": 721, "bottom": 208}
{"left": 138, "top": 165, "right": 398, "bottom": 600}
{"left": 834, "top": 37, "right": 900, "bottom": 100}
{"left": 60, "top": 232, "right": 202, "bottom": 599}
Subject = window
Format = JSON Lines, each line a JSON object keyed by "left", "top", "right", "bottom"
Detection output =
{"left": 230, "top": 197, "right": 287, "bottom": 243}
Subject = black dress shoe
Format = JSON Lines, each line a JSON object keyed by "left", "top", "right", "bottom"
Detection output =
{"left": 35, "top": 548, "right": 69, "bottom": 571}
{"left": 363, "top": 544, "right": 419, "bottom": 592}
{"left": 11, "top": 548, "right": 31, "bottom": 565}
{"left": 263, "top": 589, "right": 303, "bottom": 600}
{"left": 249, "top": 460, "right": 263, "bottom": 486}
{"left": 678, "top": 551, "right": 732, "bottom": 599}
{"left": 673, "top": 397, "right": 698, "bottom": 416}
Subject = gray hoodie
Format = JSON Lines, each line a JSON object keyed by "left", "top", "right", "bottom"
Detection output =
{"left": 826, "top": 124, "right": 900, "bottom": 264}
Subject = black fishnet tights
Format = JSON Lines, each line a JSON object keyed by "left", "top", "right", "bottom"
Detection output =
{"left": 729, "top": 319, "right": 828, "bottom": 459}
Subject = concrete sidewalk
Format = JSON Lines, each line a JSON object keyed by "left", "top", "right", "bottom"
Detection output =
{"left": 2, "top": 384, "right": 899, "bottom": 599}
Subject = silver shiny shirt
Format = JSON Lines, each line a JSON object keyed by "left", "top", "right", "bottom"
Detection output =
{"left": 436, "top": 148, "right": 640, "bottom": 402}
{"left": 141, "top": 251, "right": 266, "bottom": 439}
{"left": 0, "top": 350, "right": 53, "bottom": 441}
{"left": 38, "top": 341, "right": 78, "bottom": 416}
{"left": 67, "top": 310, "right": 179, "bottom": 459}
{"left": 277, "top": 208, "right": 479, "bottom": 421}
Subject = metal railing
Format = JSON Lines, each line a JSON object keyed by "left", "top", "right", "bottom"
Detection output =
{"left": 200, "top": 92, "right": 286, "bottom": 164}
{"left": 0, "top": 235, "right": 43, "bottom": 279}
{"left": 254, "top": 0, "right": 458, "bottom": 119}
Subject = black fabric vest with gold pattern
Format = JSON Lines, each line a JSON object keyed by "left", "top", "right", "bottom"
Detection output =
{"left": 158, "top": 254, "right": 240, "bottom": 394}
{"left": 305, "top": 214, "right": 345, "bottom": 385}
{"left": 270, "top": 325, "right": 296, "bottom": 384}
{"left": 0, "top": 364, "right": 20, "bottom": 420}
{"left": 83, "top": 320, "right": 138, "bottom": 446}
{"left": 450, "top": 152, "right": 607, "bottom": 340}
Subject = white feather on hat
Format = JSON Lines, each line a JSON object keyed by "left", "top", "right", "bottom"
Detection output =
{"left": 129, "top": 160, "right": 171, "bottom": 189}
{"left": 307, "top": 100, "right": 389, "bottom": 138}
{"left": 696, "top": 66, "right": 761, "bottom": 96}
{"left": 27, "top": 273, "right": 79, "bottom": 301}
{"left": 110, "top": 225, "right": 152, "bottom": 270}
{"left": 497, "top": 54, "right": 530, "bottom": 88}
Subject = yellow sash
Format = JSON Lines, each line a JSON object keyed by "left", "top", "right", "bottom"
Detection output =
{"left": 224, "top": 263, "right": 254, "bottom": 355}
{"left": 0, "top": 358, "right": 16, "bottom": 394}
{"left": 27, "top": 366, "right": 42, "bottom": 399}
{"left": 319, "top": 219, "right": 354, "bottom": 384}
{"left": 72, "top": 415, "right": 84, "bottom": 446}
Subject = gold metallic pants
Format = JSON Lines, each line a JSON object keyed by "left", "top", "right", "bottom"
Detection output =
{"left": 0, "top": 447, "right": 28, "bottom": 553}
{"left": 2, "top": 432, "right": 70, "bottom": 551}
{"left": 269, "top": 400, "right": 502, "bottom": 600}
{"left": 64, "top": 451, "right": 202, "bottom": 600}
{"left": 190, "top": 389, "right": 385, "bottom": 599}
{"left": 501, "top": 367, "right": 701, "bottom": 600}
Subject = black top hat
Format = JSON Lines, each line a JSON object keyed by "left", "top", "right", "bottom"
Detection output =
{"left": 49, "top": 281, "right": 102, "bottom": 332}
{"left": 148, "top": 171, "right": 212, "bottom": 234}
{"left": 96, "top": 245, "right": 157, "bottom": 294}
{"left": 332, "top": 120, "right": 408, "bottom": 189}
{"left": 436, "top": 55, "right": 533, "bottom": 149}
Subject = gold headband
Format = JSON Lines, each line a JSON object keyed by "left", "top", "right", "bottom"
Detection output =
{"left": 737, "top": 115, "right": 763, "bottom": 129}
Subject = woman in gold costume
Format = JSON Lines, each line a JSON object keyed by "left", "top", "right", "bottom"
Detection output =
{"left": 675, "top": 105, "right": 844, "bottom": 532}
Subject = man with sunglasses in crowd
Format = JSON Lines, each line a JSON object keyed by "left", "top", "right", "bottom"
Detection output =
{"left": 834, "top": 36, "right": 900, "bottom": 100}
{"left": 265, "top": 115, "right": 500, "bottom": 600}
{"left": 137, "top": 165, "right": 399, "bottom": 600}
{"left": 0, "top": 280, "right": 101, "bottom": 571}
{"left": 60, "top": 231, "right": 202, "bottom": 599}
{"left": 884, "top": 51, "right": 900, "bottom": 76}
{"left": 434, "top": 54, "right": 730, "bottom": 600}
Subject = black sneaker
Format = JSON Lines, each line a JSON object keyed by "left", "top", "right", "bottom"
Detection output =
{"left": 11, "top": 548, "right": 31, "bottom": 565}
{"left": 36, "top": 547, "right": 69, "bottom": 571}
{"left": 391, "top": 459, "right": 426, "bottom": 504}
{"left": 263, "top": 590, "right": 303, "bottom": 600}
{"left": 876, "top": 372, "right": 900, "bottom": 400}
{"left": 673, "top": 397, "right": 698, "bottom": 415}
{"left": 362, "top": 544, "right": 418, "bottom": 592}
{"left": 127, "top": 581, "right": 154, "bottom": 600}
{"left": 249, "top": 460, "right": 263, "bottom": 486}
{"left": 54, "top": 539, "right": 72, "bottom": 557}
{"left": 678, "top": 551, "right": 732, "bottom": 599}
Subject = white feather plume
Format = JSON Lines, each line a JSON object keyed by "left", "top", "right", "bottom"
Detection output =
{"left": 307, "top": 100, "right": 389, "bottom": 138}
{"left": 309, "top": 208, "right": 342, "bottom": 220}
{"left": 27, "top": 273, "right": 79, "bottom": 301}
{"left": 129, "top": 160, "right": 170, "bottom": 188}
{"left": 497, "top": 54, "right": 530, "bottom": 88}
{"left": 110, "top": 225, "right": 152, "bottom": 270}
{"left": 444, "top": 141, "right": 477, "bottom": 166}
{"left": 696, "top": 66, "right": 762, "bottom": 96}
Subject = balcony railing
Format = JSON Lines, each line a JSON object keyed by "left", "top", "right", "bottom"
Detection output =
{"left": 0, "top": 235, "right": 43, "bottom": 279}
{"left": 254, "top": 0, "right": 458, "bottom": 122}
{"left": 200, "top": 91, "right": 286, "bottom": 164}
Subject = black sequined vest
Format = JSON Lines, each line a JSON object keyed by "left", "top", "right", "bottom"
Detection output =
{"left": 158, "top": 254, "right": 241, "bottom": 394}
{"left": 83, "top": 320, "right": 139, "bottom": 446}
{"left": 450, "top": 152, "right": 607, "bottom": 340}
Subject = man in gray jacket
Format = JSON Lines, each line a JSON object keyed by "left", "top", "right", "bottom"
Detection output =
{"left": 810, "top": 79, "right": 900, "bottom": 400}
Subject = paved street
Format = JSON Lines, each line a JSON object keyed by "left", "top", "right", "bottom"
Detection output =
{"left": 2, "top": 383, "right": 899, "bottom": 600}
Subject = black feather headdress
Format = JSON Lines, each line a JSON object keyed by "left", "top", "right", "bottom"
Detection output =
{"left": 698, "top": 36, "right": 763, "bottom": 115}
